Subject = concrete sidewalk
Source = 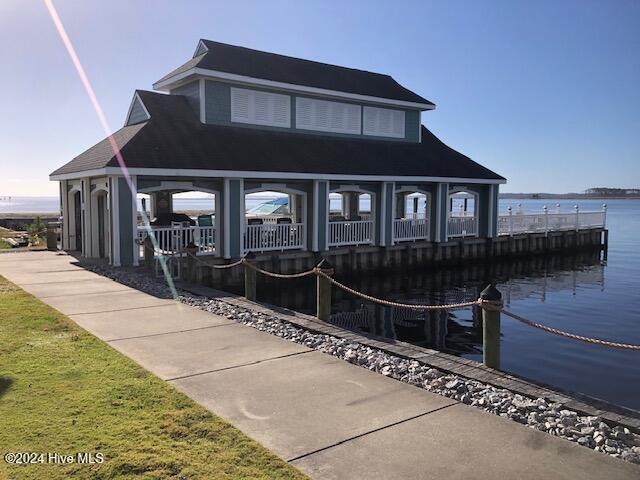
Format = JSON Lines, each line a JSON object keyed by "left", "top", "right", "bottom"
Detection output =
{"left": 1, "top": 251, "right": 637, "bottom": 479}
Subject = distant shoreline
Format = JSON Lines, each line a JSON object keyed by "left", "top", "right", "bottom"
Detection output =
{"left": 500, "top": 194, "right": 640, "bottom": 200}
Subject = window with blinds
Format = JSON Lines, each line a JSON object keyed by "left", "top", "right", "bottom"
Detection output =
{"left": 295, "top": 97, "right": 361, "bottom": 134}
{"left": 230, "top": 87, "right": 291, "bottom": 128}
{"left": 363, "top": 106, "right": 405, "bottom": 138}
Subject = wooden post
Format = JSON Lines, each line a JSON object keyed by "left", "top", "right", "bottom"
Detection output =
{"left": 143, "top": 236, "right": 154, "bottom": 270}
{"left": 316, "top": 258, "right": 334, "bottom": 322}
{"left": 46, "top": 222, "right": 58, "bottom": 251}
{"left": 480, "top": 284, "right": 503, "bottom": 370}
{"left": 185, "top": 243, "right": 198, "bottom": 283}
{"left": 243, "top": 251, "right": 257, "bottom": 302}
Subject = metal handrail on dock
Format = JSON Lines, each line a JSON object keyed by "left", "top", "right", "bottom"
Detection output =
{"left": 498, "top": 204, "right": 607, "bottom": 236}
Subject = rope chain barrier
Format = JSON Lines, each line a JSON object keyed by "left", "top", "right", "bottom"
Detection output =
{"left": 186, "top": 252, "right": 244, "bottom": 269}
{"left": 315, "top": 270, "right": 480, "bottom": 311}
{"left": 177, "top": 251, "right": 640, "bottom": 350}
{"left": 501, "top": 308, "right": 640, "bottom": 351}
{"left": 243, "top": 261, "right": 317, "bottom": 279}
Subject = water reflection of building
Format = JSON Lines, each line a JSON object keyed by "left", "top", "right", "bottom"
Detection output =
{"left": 255, "top": 250, "right": 605, "bottom": 356}
{"left": 502, "top": 262, "right": 605, "bottom": 306}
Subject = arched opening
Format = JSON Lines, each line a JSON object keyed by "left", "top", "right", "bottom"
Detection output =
{"left": 136, "top": 187, "right": 218, "bottom": 257}
{"left": 244, "top": 188, "right": 306, "bottom": 252}
{"left": 447, "top": 190, "right": 478, "bottom": 238}
{"left": 67, "top": 188, "right": 83, "bottom": 252}
{"left": 328, "top": 187, "right": 375, "bottom": 247}
{"left": 393, "top": 189, "right": 431, "bottom": 242}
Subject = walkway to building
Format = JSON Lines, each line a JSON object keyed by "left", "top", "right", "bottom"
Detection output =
{"left": 0, "top": 251, "right": 637, "bottom": 480}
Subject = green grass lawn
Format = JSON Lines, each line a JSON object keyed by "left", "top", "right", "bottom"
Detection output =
{"left": 0, "top": 240, "right": 10, "bottom": 250}
{"left": 0, "top": 276, "right": 308, "bottom": 480}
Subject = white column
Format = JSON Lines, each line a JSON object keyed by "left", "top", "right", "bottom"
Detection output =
{"left": 131, "top": 175, "right": 139, "bottom": 266}
{"left": 60, "top": 180, "right": 69, "bottom": 250}
{"left": 110, "top": 176, "right": 121, "bottom": 266}
{"left": 82, "top": 178, "right": 91, "bottom": 257}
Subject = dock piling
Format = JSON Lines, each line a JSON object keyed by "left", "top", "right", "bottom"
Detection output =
{"left": 185, "top": 243, "right": 198, "bottom": 283}
{"left": 243, "top": 251, "right": 257, "bottom": 302}
{"left": 480, "top": 284, "right": 503, "bottom": 370}
{"left": 316, "top": 258, "right": 334, "bottom": 322}
{"left": 143, "top": 237, "right": 154, "bottom": 270}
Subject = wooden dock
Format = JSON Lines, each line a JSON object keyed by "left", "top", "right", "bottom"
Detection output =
{"left": 193, "top": 227, "right": 607, "bottom": 287}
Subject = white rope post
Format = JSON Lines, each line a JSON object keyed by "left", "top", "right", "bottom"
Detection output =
{"left": 243, "top": 251, "right": 257, "bottom": 302}
{"left": 543, "top": 205, "right": 548, "bottom": 236}
{"left": 602, "top": 203, "right": 607, "bottom": 228}
{"left": 574, "top": 205, "right": 580, "bottom": 231}
{"left": 508, "top": 206, "right": 513, "bottom": 237}
{"left": 480, "top": 284, "right": 503, "bottom": 370}
{"left": 316, "top": 258, "right": 334, "bottom": 322}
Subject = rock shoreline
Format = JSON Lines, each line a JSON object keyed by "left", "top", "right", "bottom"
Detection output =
{"left": 88, "top": 265, "right": 640, "bottom": 465}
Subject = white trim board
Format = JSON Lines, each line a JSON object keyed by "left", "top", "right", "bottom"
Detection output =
{"left": 51, "top": 167, "right": 506, "bottom": 185}
{"left": 153, "top": 67, "right": 435, "bottom": 111}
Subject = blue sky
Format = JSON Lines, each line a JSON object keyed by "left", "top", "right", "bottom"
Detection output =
{"left": 0, "top": 0, "right": 638, "bottom": 195}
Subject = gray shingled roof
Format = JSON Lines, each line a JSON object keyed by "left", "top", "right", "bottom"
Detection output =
{"left": 154, "top": 39, "right": 434, "bottom": 107}
{"left": 51, "top": 91, "right": 503, "bottom": 182}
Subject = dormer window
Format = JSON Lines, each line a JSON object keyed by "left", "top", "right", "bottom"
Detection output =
{"left": 230, "top": 87, "right": 291, "bottom": 128}
{"left": 295, "top": 97, "right": 361, "bottom": 135}
{"left": 363, "top": 106, "right": 405, "bottom": 138}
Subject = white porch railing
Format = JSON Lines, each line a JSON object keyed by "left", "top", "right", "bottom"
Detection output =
{"left": 329, "top": 220, "right": 373, "bottom": 247}
{"left": 244, "top": 223, "right": 305, "bottom": 252}
{"left": 498, "top": 206, "right": 607, "bottom": 236}
{"left": 447, "top": 217, "right": 478, "bottom": 238}
{"left": 247, "top": 214, "right": 295, "bottom": 224}
{"left": 394, "top": 218, "right": 430, "bottom": 242}
{"left": 137, "top": 226, "right": 216, "bottom": 256}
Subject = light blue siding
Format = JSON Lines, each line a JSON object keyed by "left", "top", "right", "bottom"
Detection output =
{"left": 227, "top": 179, "right": 242, "bottom": 259}
{"left": 405, "top": 110, "right": 421, "bottom": 142}
{"left": 118, "top": 177, "right": 134, "bottom": 266}
{"left": 171, "top": 81, "right": 200, "bottom": 117}
{"left": 491, "top": 185, "right": 499, "bottom": 237}
{"left": 436, "top": 183, "right": 449, "bottom": 242}
{"left": 316, "top": 181, "right": 329, "bottom": 251}
{"left": 383, "top": 183, "right": 394, "bottom": 245}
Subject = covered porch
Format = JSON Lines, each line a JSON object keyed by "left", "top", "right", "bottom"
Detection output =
{"left": 54, "top": 174, "right": 501, "bottom": 267}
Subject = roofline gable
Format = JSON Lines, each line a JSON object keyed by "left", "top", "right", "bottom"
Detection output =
{"left": 193, "top": 39, "right": 209, "bottom": 58}
{"left": 153, "top": 67, "right": 436, "bottom": 111}
{"left": 124, "top": 91, "right": 151, "bottom": 126}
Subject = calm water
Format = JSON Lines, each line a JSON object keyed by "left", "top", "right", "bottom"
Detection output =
{"left": 0, "top": 195, "right": 298, "bottom": 214}
{"left": 4, "top": 196, "right": 639, "bottom": 409}
{"left": 252, "top": 199, "right": 640, "bottom": 410}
